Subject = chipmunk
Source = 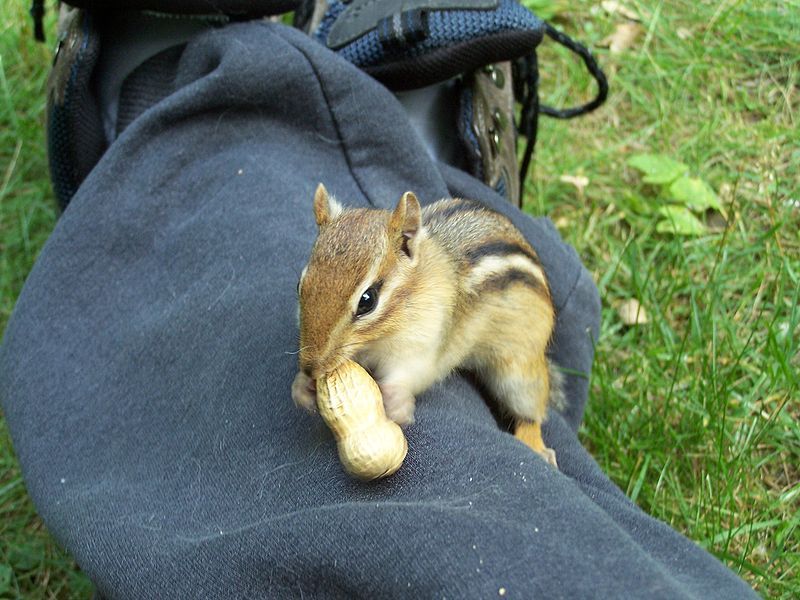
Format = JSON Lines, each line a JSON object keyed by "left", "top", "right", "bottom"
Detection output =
{"left": 291, "top": 184, "right": 561, "bottom": 466}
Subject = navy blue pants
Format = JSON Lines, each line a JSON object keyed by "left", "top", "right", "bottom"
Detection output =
{"left": 0, "top": 22, "right": 755, "bottom": 598}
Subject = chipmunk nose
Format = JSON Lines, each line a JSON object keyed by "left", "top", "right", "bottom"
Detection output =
{"left": 308, "top": 360, "right": 327, "bottom": 380}
{"left": 305, "top": 361, "right": 328, "bottom": 381}
{"left": 299, "top": 347, "right": 339, "bottom": 380}
{"left": 298, "top": 356, "right": 319, "bottom": 380}
{"left": 298, "top": 353, "right": 313, "bottom": 377}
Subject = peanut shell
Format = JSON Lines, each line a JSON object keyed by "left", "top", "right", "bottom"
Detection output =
{"left": 316, "top": 359, "right": 407, "bottom": 480}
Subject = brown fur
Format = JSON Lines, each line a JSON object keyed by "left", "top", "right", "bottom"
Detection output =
{"left": 293, "top": 185, "right": 559, "bottom": 466}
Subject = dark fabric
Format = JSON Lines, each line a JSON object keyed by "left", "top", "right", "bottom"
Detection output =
{"left": 365, "top": 29, "right": 543, "bottom": 91}
{"left": 327, "top": 0, "right": 498, "bottom": 49}
{"left": 1, "top": 22, "right": 756, "bottom": 599}
{"left": 47, "top": 10, "right": 107, "bottom": 210}
{"left": 63, "top": 0, "right": 298, "bottom": 17}
{"left": 316, "top": 0, "right": 544, "bottom": 91}
{"left": 376, "top": 10, "right": 430, "bottom": 53}
{"left": 116, "top": 45, "right": 186, "bottom": 136}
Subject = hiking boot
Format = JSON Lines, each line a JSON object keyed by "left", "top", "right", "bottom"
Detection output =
{"left": 298, "top": 0, "right": 608, "bottom": 206}
{"left": 39, "top": 0, "right": 299, "bottom": 210}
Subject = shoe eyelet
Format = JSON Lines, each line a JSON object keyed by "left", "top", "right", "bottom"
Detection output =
{"left": 492, "top": 108, "right": 506, "bottom": 132}
{"left": 489, "top": 128, "right": 501, "bottom": 156}
{"left": 482, "top": 65, "right": 505, "bottom": 89}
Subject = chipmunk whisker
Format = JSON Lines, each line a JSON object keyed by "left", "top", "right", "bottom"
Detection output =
{"left": 284, "top": 345, "right": 312, "bottom": 356}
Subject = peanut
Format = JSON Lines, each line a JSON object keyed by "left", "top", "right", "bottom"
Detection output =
{"left": 316, "top": 359, "right": 407, "bottom": 480}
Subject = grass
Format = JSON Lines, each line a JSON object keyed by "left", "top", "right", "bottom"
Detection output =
{"left": 0, "top": 0, "right": 798, "bottom": 597}
{"left": 528, "top": 0, "right": 799, "bottom": 596}
{"left": 1, "top": 3, "right": 81, "bottom": 598}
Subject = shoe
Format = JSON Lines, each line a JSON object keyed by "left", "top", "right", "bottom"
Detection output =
{"left": 38, "top": 0, "right": 300, "bottom": 210}
{"left": 300, "top": 0, "right": 608, "bottom": 206}
{"left": 46, "top": 5, "right": 105, "bottom": 210}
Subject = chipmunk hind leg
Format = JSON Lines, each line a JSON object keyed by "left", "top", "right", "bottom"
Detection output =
{"left": 478, "top": 352, "right": 550, "bottom": 423}
{"left": 468, "top": 332, "right": 558, "bottom": 467}
{"left": 514, "top": 421, "right": 557, "bottom": 468}
{"left": 473, "top": 349, "right": 558, "bottom": 467}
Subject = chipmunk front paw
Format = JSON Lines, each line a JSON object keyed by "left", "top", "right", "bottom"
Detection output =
{"left": 379, "top": 383, "right": 416, "bottom": 426}
{"left": 291, "top": 371, "right": 317, "bottom": 413}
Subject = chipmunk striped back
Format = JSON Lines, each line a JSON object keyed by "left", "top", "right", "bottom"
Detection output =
{"left": 422, "top": 199, "right": 550, "bottom": 303}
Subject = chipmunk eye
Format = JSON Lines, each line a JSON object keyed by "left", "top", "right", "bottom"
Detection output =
{"left": 356, "top": 286, "right": 378, "bottom": 317}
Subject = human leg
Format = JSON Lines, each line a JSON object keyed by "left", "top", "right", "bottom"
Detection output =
{"left": 1, "top": 21, "right": 755, "bottom": 598}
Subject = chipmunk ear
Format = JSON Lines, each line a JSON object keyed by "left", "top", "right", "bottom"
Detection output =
{"left": 390, "top": 191, "right": 421, "bottom": 258}
{"left": 314, "top": 183, "right": 343, "bottom": 227}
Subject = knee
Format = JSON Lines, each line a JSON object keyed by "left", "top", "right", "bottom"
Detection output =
{"left": 558, "top": 265, "right": 601, "bottom": 339}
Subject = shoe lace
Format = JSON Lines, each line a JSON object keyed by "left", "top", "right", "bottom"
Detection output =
{"left": 30, "top": 0, "right": 46, "bottom": 42}
{"left": 516, "top": 22, "right": 609, "bottom": 189}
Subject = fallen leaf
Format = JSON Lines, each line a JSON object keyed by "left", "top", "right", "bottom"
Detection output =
{"left": 554, "top": 216, "right": 570, "bottom": 229}
{"left": 600, "top": 22, "right": 643, "bottom": 54}
{"left": 618, "top": 298, "right": 649, "bottom": 325}
{"left": 600, "top": 1, "right": 640, "bottom": 21}
{"left": 559, "top": 174, "right": 589, "bottom": 193}
{"left": 718, "top": 181, "right": 735, "bottom": 203}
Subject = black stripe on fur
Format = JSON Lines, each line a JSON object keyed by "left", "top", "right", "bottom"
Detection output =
{"left": 476, "top": 268, "right": 546, "bottom": 296}
{"left": 465, "top": 241, "right": 540, "bottom": 265}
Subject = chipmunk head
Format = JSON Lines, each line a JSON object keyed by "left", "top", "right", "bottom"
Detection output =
{"left": 297, "top": 184, "right": 423, "bottom": 379}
